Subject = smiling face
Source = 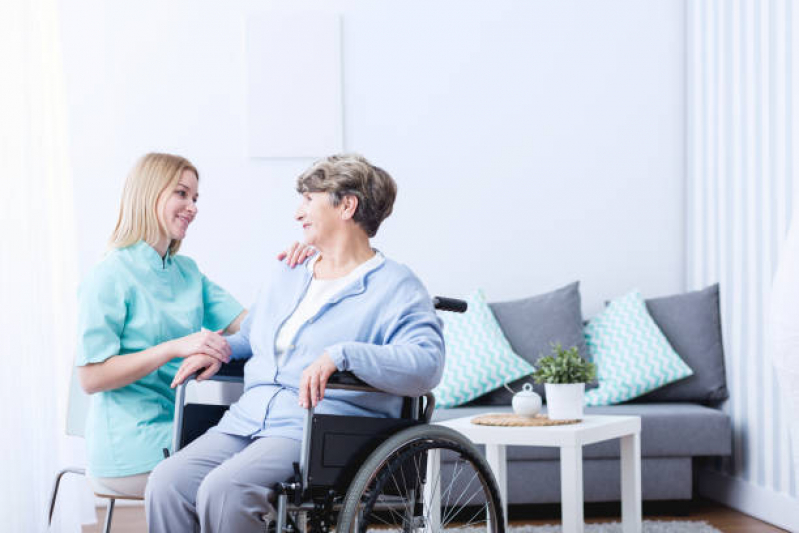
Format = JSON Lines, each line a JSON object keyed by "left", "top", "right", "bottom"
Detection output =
{"left": 156, "top": 169, "right": 199, "bottom": 242}
{"left": 295, "top": 191, "right": 344, "bottom": 247}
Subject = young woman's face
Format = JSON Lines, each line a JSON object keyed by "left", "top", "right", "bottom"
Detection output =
{"left": 157, "top": 169, "right": 199, "bottom": 242}
{"left": 295, "top": 191, "right": 342, "bottom": 247}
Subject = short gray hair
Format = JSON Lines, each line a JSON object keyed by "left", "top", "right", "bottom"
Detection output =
{"left": 296, "top": 154, "right": 397, "bottom": 238}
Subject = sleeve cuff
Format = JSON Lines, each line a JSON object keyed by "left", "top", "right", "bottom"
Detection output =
{"left": 326, "top": 344, "right": 349, "bottom": 371}
{"left": 220, "top": 303, "right": 246, "bottom": 332}
{"left": 204, "top": 299, "right": 245, "bottom": 332}
{"left": 226, "top": 331, "right": 252, "bottom": 360}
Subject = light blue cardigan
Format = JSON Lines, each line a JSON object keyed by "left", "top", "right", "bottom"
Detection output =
{"left": 213, "top": 254, "right": 445, "bottom": 441}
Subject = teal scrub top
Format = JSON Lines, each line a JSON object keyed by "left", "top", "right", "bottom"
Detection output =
{"left": 75, "top": 241, "right": 244, "bottom": 477}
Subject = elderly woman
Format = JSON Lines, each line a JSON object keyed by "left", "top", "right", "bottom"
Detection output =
{"left": 145, "top": 154, "right": 445, "bottom": 533}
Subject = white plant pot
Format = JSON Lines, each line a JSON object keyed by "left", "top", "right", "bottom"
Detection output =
{"left": 544, "top": 383, "right": 585, "bottom": 420}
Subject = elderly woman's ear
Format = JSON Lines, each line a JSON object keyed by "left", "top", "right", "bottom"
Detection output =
{"left": 341, "top": 195, "right": 358, "bottom": 220}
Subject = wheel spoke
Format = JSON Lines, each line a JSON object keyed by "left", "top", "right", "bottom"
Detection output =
{"left": 454, "top": 502, "right": 491, "bottom": 530}
{"left": 438, "top": 457, "right": 466, "bottom": 520}
{"left": 440, "top": 461, "right": 480, "bottom": 526}
{"left": 384, "top": 472, "right": 412, "bottom": 527}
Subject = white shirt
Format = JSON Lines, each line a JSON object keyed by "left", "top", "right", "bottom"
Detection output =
{"left": 274, "top": 252, "right": 385, "bottom": 362}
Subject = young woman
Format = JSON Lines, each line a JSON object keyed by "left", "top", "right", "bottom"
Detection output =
{"left": 76, "top": 153, "right": 312, "bottom": 498}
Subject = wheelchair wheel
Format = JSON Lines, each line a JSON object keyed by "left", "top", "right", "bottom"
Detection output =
{"left": 337, "top": 425, "right": 504, "bottom": 533}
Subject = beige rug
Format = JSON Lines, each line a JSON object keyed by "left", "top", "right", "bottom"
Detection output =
{"left": 459, "top": 521, "right": 722, "bottom": 532}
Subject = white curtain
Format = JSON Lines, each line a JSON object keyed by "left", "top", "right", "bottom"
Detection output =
{"left": 686, "top": 0, "right": 799, "bottom": 529}
{"left": 0, "top": 0, "right": 93, "bottom": 530}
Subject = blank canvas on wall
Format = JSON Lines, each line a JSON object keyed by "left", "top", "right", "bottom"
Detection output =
{"left": 246, "top": 13, "right": 343, "bottom": 158}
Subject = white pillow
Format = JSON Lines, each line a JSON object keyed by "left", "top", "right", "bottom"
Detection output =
{"left": 584, "top": 290, "right": 694, "bottom": 406}
{"left": 433, "top": 290, "right": 535, "bottom": 408}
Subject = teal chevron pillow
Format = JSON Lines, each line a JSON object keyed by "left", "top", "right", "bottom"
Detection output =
{"left": 433, "top": 290, "right": 535, "bottom": 408}
{"left": 584, "top": 290, "right": 694, "bottom": 406}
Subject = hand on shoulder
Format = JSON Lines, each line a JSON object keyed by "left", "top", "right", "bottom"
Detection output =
{"left": 277, "top": 242, "right": 316, "bottom": 268}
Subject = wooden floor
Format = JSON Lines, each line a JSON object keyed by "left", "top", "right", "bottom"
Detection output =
{"left": 83, "top": 499, "right": 788, "bottom": 533}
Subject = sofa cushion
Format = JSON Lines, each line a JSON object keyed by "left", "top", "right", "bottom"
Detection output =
{"left": 635, "top": 284, "right": 728, "bottom": 403}
{"left": 430, "top": 403, "right": 732, "bottom": 459}
{"left": 433, "top": 289, "right": 535, "bottom": 408}
{"left": 584, "top": 291, "right": 694, "bottom": 406}
{"left": 465, "top": 281, "right": 588, "bottom": 405}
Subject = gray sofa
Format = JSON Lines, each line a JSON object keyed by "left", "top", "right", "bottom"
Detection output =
{"left": 430, "top": 282, "right": 732, "bottom": 505}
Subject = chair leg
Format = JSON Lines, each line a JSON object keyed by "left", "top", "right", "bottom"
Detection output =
{"left": 102, "top": 498, "right": 115, "bottom": 533}
{"left": 48, "top": 467, "right": 86, "bottom": 525}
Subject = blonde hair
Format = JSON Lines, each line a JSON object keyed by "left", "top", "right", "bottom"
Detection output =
{"left": 296, "top": 153, "right": 397, "bottom": 238}
{"left": 109, "top": 153, "right": 199, "bottom": 256}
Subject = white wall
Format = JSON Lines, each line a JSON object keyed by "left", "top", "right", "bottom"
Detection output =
{"left": 58, "top": 0, "right": 685, "bottom": 317}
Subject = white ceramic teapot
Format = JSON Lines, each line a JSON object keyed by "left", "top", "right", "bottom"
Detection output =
{"left": 512, "top": 383, "right": 542, "bottom": 417}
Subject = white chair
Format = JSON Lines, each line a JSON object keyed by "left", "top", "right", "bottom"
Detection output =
{"left": 48, "top": 368, "right": 142, "bottom": 533}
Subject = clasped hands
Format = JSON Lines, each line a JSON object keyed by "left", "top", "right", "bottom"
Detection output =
{"left": 170, "top": 330, "right": 231, "bottom": 388}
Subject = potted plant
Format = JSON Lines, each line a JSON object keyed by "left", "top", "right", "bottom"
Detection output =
{"left": 532, "top": 343, "right": 597, "bottom": 420}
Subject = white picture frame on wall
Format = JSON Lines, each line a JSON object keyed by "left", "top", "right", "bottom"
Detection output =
{"left": 246, "top": 13, "right": 343, "bottom": 158}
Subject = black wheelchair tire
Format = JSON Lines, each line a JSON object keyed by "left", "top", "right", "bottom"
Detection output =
{"left": 337, "top": 425, "right": 504, "bottom": 533}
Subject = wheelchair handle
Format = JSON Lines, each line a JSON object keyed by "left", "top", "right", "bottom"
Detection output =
{"left": 433, "top": 296, "right": 467, "bottom": 313}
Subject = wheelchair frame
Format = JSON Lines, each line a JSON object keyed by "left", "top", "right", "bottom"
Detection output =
{"left": 172, "top": 296, "right": 505, "bottom": 533}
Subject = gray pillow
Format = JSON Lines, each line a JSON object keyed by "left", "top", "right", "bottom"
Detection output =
{"left": 635, "top": 283, "right": 728, "bottom": 403}
{"left": 465, "top": 281, "right": 588, "bottom": 406}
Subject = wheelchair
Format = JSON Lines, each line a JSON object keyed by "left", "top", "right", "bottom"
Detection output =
{"left": 173, "top": 296, "right": 504, "bottom": 533}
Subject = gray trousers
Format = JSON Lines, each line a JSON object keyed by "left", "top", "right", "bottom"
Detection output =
{"left": 145, "top": 431, "right": 301, "bottom": 533}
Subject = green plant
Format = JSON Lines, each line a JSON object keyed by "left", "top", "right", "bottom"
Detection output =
{"left": 532, "top": 343, "right": 596, "bottom": 384}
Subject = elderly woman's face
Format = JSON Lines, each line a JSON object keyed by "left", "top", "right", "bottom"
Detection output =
{"left": 295, "top": 191, "right": 341, "bottom": 246}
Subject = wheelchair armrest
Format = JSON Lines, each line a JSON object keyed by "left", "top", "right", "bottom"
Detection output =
{"left": 326, "top": 371, "right": 377, "bottom": 392}
{"left": 178, "top": 359, "right": 247, "bottom": 387}
{"left": 325, "top": 373, "right": 436, "bottom": 422}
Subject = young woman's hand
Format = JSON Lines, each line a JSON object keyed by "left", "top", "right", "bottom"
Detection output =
{"left": 277, "top": 242, "right": 316, "bottom": 268}
{"left": 171, "top": 355, "right": 222, "bottom": 388}
{"left": 299, "top": 352, "right": 338, "bottom": 408}
{"left": 168, "top": 330, "right": 231, "bottom": 363}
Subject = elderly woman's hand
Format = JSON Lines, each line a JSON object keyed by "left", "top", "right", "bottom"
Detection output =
{"left": 171, "top": 355, "right": 222, "bottom": 388}
{"left": 277, "top": 241, "right": 316, "bottom": 268}
{"left": 299, "top": 352, "right": 338, "bottom": 408}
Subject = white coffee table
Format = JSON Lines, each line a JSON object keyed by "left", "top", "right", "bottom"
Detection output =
{"left": 434, "top": 414, "right": 642, "bottom": 533}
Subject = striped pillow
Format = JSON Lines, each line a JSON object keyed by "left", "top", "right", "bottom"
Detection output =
{"left": 584, "top": 290, "right": 693, "bottom": 406}
{"left": 433, "top": 290, "right": 535, "bottom": 408}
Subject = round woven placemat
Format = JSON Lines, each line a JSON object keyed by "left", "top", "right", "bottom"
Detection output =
{"left": 470, "top": 413, "right": 581, "bottom": 427}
